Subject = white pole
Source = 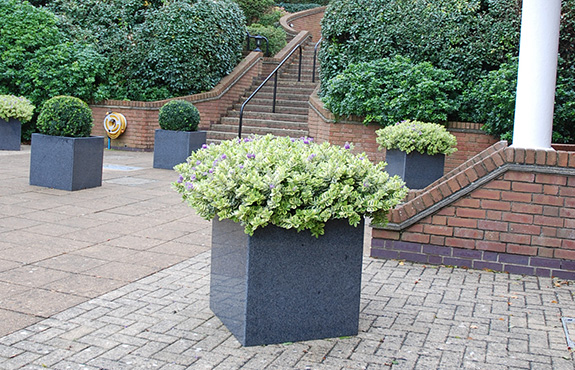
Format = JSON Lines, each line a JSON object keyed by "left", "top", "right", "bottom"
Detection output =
{"left": 512, "top": 0, "right": 561, "bottom": 149}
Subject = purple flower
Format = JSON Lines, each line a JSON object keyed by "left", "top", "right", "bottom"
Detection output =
{"left": 190, "top": 174, "right": 196, "bottom": 181}
{"left": 177, "top": 175, "right": 184, "bottom": 183}
{"left": 239, "top": 164, "right": 244, "bottom": 169}
{"left": 247, "top": 153, "right": 256, "bottom": 159}
{"left": 291, "top": 138, "right": 296, "bottom": 142}
{"left": 307, "top": 154, "right": 317, "bottom": 161}
{"left": 196, "top": 160, "right": 201, "bottom": 165}
{"left": 201, "top": 144, "right": 208, "bottom": 149}
{"left": 221, "top": 154, "right": 227, "bottom": 160}
{"left": 209, "top": 168, "right": 214, "bottom": 174}
{"left": 185, "top": 182, "right": 194, "bottom": 190}
{"left": 363, "top": 182, "right": 369, "bottom": 188}
{"left": 202, "top": 172, "right": 208, "bottom": 176}
{"left": 344, "top": 142, "right": 351, "bottom": 150}
{"left": 359, "top": 156, "right": 364, "bottom": 160}
{"left": 269, "top": 184, "right": 275, "bottom": 189}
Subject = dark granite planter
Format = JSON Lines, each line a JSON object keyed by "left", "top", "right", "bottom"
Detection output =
{"left": 385, "top": 149, "right": 445, "bottom": 189}
{"left": 0, "top": 118, "right": 21, "bottom": 151}
{"left": 153, "top": 129, "right": 207, "bottom": 169}
{"left": 29, "top": 133, "right": 104, "bottom": 191}
{"left": 210, "top": 217, "right": 364, "bottom": 347}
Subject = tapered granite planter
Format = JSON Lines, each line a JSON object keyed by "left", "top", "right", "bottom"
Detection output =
{"left": 385, "top": 149, "right": 445, "bottom": 189}
{"left": 210, "top": 217, "right": 364, "bottom": 347}
{"left": 0, "top": 118, "right": 21, "bottom": 151}
{"left": 29, "top": 133, "right": 104, "bottom": 191}
{"left": 153, "top": 129, "right": 207, "bottom": 169}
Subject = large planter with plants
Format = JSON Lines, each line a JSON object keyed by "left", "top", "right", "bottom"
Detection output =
{"left": 376, "top": 120, "right": 457, "bottom": 189}
{"left": 154, "top": 100, "right": 206, "bottom": 169}
{"left": 29, "top": 96, "right": 104, "bottom": 191}
{"left": 174, "top": 135, "right": 408, "bottom": 346}
{"left": 0, "top": 95, "right": 35, "bottom": 151}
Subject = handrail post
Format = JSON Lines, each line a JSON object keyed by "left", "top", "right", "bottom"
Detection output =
{"left": 298, "top": 46, "right": 302, "bottom": 82}
{"left": 312, "top": 37, "right": 322, "bottom": 83}
{"left": 239, "top": 106, "right": 244, "bottom": 139}
{"left": 272, "top": 72, "right": 278, "bottom": 113}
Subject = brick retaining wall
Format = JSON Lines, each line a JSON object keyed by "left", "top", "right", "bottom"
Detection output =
{"left": 371, "top": 142, "right": 575, "bottom": 279}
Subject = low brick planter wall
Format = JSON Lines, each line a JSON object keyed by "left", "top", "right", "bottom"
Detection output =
{"left": 372, "top": 142, "right": 575, "bottom": 279}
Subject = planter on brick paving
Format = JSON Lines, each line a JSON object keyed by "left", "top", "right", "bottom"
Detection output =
{"left": 29, "top": 96, "right": 104, "bottom": 191}
{"left": 376, "top": 120, "right": 458, "bottom": 189}
{"left": 0, "top": 95, "right": 35, "bottom": 151}
{"left": 173, "top": 135, "right": 408, "bottom": 346}
{"left": 153, "top": 100, "right": 205, "bottom": 169}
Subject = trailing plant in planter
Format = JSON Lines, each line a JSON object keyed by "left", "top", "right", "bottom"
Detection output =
{"left": 174, "top": 134, "right": 408, "bottom": 237}
{"left": 158, "top": 99, "right": 200, "bottom": 132}
{"left": 37, "top": 95, "right": 93, "bottom": 137}
{"left": 376, "top": 120, "right": 458, "bottom": 189}
{"left": 0, "top": 95, "right": 34, "bottom": 123}
{"left": 0, "top": 95, "right": 34, "bottom": 150}
{"left": 30, "top": 95, "right": 104, "bottom": 191}
{"left": 376, "top": 120, "right": 457, "bottom": 156}
{"left": 154, "top": 99, "right": 206, "bottom": 169}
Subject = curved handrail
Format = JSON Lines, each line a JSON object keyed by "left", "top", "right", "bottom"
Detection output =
{"left": 238, "top": 40, "right": 306, "bottom": 138}
{"left": 312, "top": 36, "right": 322, "bottom": 83}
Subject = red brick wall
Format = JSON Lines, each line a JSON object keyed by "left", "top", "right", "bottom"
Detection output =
{"left": 90, "top": 52, "right": 263, "bottom": 150}
{"left": 372, "top": 142, "right": 575, "bottom": 278}
{"left": 308, "top": 91, "right": 498, "bottom": 168}
{"left": 280, "top": 7, "right": 325, "bottom": 42}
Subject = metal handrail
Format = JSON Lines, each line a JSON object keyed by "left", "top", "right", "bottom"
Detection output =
{"left": 238, "top": 40, "right": 305, "bottom": 138}
{"left": 312, "top": 36, "right": 322, "bottom": 83}
{"left": 246, "top": 32, "right": 269, "bottom": 56}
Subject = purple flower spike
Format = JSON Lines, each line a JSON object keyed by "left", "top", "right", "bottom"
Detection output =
{"left": 269, "top": 184, "right": 275, "bottom": 189}
{"left": 201, "top": 144, "right": 208, "bottom": 149}
{"left": 344, "top": 142, "right": 351, "bottom": 150}
{"left": 177, "top": 175, "right": 184, "bottom": 183}
{"left": 191, "top": 174, "right": 196, "bottom": 181}
{"left": 302, "top": 138, "right": 310, "bottom": 144}
{"left": 247, "top": 153, "right": 256, "bottom": 159}
{"left": 307, "top": 154, "right": 317, "bottom": 161}
{"left": 209, "top": 168, "right": 214, "bottom": 174}
{"left": 185, "top": 182, "right": 194, "bottom": 190}
{"left": 239, "top": 164, "right": 244, "bottom": 169}
{"left": 196, "top": 160, "right": 201, "bottom": 165}
{"left": 221, "top": 154, "right": 227, "bottom": 160}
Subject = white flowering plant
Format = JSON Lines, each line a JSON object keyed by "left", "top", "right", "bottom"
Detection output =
{"left": 376, "top": 120, "right": 458, "bottom": 156}
{"left": 174, "top": 135, "right": 408, "bottom": 237}
{"left": 0, "top": 95, "right": 34, "bottom": 123}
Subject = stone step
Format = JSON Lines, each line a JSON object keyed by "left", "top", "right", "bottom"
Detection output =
{"left": 232, "top": 104, "right": 309, "bottom": 115}
{"left": 225, "top": 111, "right": 308, "bottom": 123}
{"left": 219, "top": 117, "right": 308, "bottom": 130}
{"left": 208, "top": 125, "right": 308, "bottom": 141}
{"left": 240, "top": 97, "right": 310, "bottom": 109}
{"left": 251, "top": 79, "right": 318, "bottom": 89}
{"left": 247, "top": 85, "right": 317, "bottom": 96}
{"left": 243, "top": 91, "right": 313, "bottom": 102}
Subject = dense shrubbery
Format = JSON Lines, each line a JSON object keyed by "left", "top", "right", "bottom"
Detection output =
{"left": 319, "top": 0, "right": 575, "bottom": 142}
{"left": 159, "top": 100, "right": 201, "bottom": 132}
{"left": 321, "top": 57, "right": 461, "bottom": 126}
{"left": 247, "top": 24, "right": 287, "bottom": 56}
{"left": 277, "top": 2, "right": 323, "bottom": 13}
{"left": 236, "top": 0, "right": 274, "bottom": 24}
{"left": 37, "top": 96, "right": 93, "bottom": 137}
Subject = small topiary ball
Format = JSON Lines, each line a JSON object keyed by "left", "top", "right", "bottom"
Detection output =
{"left": 37, "top": 96, "right": 93, "bottom": 137}
{"left": 158, "top": 100, "right": 200, "bottom": 132}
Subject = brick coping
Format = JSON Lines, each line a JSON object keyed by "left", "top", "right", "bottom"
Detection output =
{"left": 280, "top": 6, "right": 327, "bottom": 37}
{"left": 379, "top": 142, "right": 575, "bottom": 231}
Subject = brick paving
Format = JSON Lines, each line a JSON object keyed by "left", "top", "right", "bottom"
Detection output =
{"left": 1, "top": 147, "right": 575, "bottom": 369}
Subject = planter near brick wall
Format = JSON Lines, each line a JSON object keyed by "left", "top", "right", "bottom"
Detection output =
{"left": 371, "top": 141, "right": 575, "bottom": 279}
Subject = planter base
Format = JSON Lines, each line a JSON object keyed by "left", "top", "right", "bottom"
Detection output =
{"left": 0, "top": 118, "right": 21, "bottom": 151}
{"left": 29, "top": 134, "right": 104, "bottom": 191}
{"left": 385, "top": 149, "right": 445, "bottom": 189}
{"left": 153, "top": 129, "right": 206, "bottom": 169}
{"left": 210, "top": 218, "right": 364, "bottom": 346}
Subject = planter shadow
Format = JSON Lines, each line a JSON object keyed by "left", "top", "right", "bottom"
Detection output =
{"left": 29, "top": 133, "right": 104, "bottom": 191}
{"left": 210, "top": 217, "right": 364, "bottom": 346}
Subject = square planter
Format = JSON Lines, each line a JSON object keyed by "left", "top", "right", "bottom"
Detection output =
{"left": 153, "top": 129, "right": 207, "bottom": 169}
{"left": 0, "top": 118, "right": 21, "bottom": 151}
{"left": 29, "top": 133, "right": 104, "bottom": 191}
{"left": 385, "top": 149, "right": 445, "bottom": 189}
{"left": 210, "top": 217, "right": 364, "bottom": 347}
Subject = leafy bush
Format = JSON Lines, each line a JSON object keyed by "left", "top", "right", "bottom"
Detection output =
{"left": 258, "top": 7, "right": 286, "bottom": 27}
{"left": 277, "top": 2, "right": 323, "bottom": 13}
{"left": 174, "top": 135, "right": 408, "bottom": 237}
{"left": 158, "top": 100, "right": 201, "bottom": 132}
{"left": 235, "top": 0, "right": 274, "bottom": 24}
{"left": 376, "top": 120, "right": 458, "bottom": 156}
{"left": 37, "top": 96, "right": 93, "bottom": 137}
{"left": 321, "top": 56, "right": 461, "bottom": 126}
{"left": 0, "top": 95, "right": 35, "bottom": 123}
{"left": 247, "top": 24, "right": 287, "bottom": 56}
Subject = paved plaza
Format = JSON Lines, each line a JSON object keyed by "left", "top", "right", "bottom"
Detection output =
{"left": 0, "top": 147, "right": 574, "bottom": 369}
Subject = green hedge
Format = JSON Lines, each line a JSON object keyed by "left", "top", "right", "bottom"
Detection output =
{"left": 247, "top": 24, "right": 287, "bottom": 56}
{"left": 235, "top": 0, "right": 274, "bottom": 24}
{"left": 37, "top": 96, "right": 93, "bottom": 137}
{"left": 158, "top": 100, "right": 201, "bottom": 132}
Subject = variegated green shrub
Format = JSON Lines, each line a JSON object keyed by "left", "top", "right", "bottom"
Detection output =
{"left": 376, "top": 120, "right": 458, "bottom": 156}
{"left": 174, "top": 135, "right": 408, "bottom": 237}
{"left": 0, "top": 95, "right": 34, "bottom": 123}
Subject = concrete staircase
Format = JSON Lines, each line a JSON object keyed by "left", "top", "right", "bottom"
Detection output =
{"left": 207, "top": 40, "right": 319, "bottom": 143}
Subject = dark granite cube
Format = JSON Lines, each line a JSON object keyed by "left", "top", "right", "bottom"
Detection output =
{"left": 210, "top": 217, "right": 364, "bottom": 346}
{"left": 0, "top": 118, "right": 21, "bottom": 151}
{"left": 385, "top": 149, "right": 445, "bottom": 189}
{"left": 153, "top": 129, "right": 206, "bottom": 169}
{"left": 29, "top": 134, "right": 104, "bottom": 191}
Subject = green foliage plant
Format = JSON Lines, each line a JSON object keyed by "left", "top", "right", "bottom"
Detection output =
{"left": 276, "top": 2, "right": 323, "bottom": 13}
{"left": 321, "top": 56, "right": 461, "bottom": 126}
{"left": 0, "top": 95, "right": 35, "bottom": 123}
{"left": 376, "top": 120, "right": 458, "bottom": 156}
{"left": 158, "top": 100, "right": 201, "bottom": 132}
{"left": 257, "top": 7, "right": 286, "bottom": 27}
{"left": 174, "top": 135, "right": 408, "bottom": 237}
{"left": 36, "top": 96, "right": 93, "bottom": 138}
{"left": 235, "top": 0, "right": 274, "bottom": 24}
{"left": 247, "top": 24, "right": 287, "bottom": 56}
